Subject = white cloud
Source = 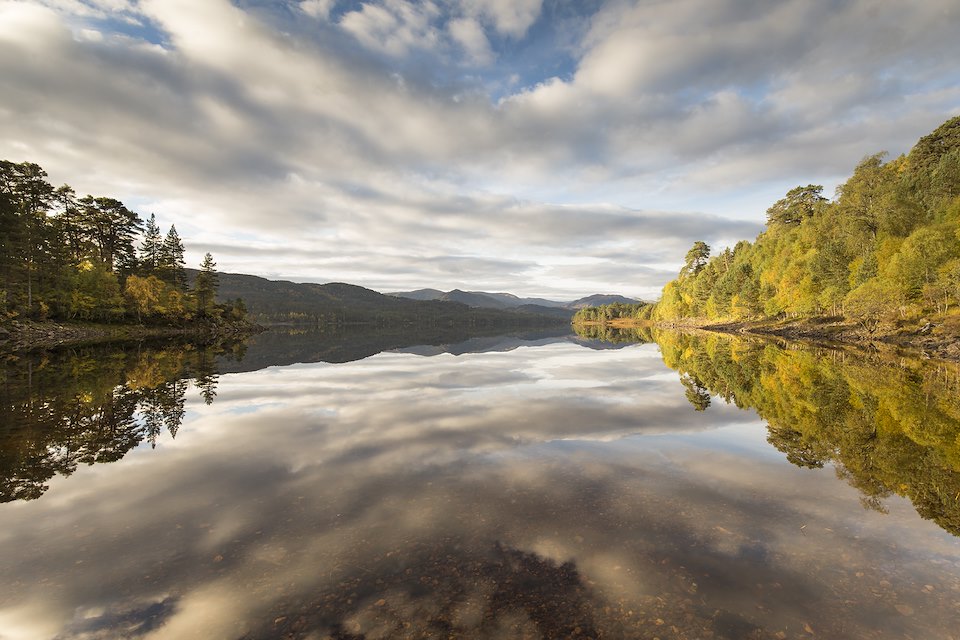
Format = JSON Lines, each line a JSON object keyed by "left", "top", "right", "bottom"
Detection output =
{"left": 299, "top": 0, "right": 335, "bottom": 20}
{"left": 448, "top": 16, "right": 493, "bottom": 65}
{"left": 461, "top": 0, "right": 543, "bottom": 38}
{"left": 1, "top": 0, "right": 959, "bottom": 296}
{"left": 339, "top": 0, "right": 441, "bottom": 58}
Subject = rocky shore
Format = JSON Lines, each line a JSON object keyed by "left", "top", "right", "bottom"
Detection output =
{"left": 698, "top": 316, "right": 960, "bottom": 362}
{"left": 576, "top": 314, "right": 960, "bottom": 362}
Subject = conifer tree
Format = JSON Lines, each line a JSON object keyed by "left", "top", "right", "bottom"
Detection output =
{"left": 159, "top": 225, "right": 186, "bottom": 288}
{"left": 139, "top": 214, "right": 163, "bottom": 273}
{"left": 193, "top": 252, "right": 219, "bottom": 317}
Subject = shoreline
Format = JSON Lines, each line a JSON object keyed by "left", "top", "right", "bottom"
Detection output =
{"left": 0, "top": 320, "right": 264, "bottom": 352}
{"left": 574, "top": 316, "right": 960, "bottom": 362}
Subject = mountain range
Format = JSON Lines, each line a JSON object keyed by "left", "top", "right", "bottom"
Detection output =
{"left": 196, "top": 270, "right": 639, "bottom": 325}
{"left": 388, "top": 289, "right": 640, "bottom": 310}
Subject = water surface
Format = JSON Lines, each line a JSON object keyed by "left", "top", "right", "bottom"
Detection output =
{"left": 1, "top": 328, "right": 958, "bottom": 639}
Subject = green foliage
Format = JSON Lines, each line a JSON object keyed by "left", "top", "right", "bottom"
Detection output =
{"left": 766, "top": 184, "right": 826, "bottom": 226}
{"left": 0, "top": 159, "right": 246, "bottom": 326}
{"left": 124, "top": 274, "right": 190, "bottom": 322}
{"left": 652, "top": 116, "right": 960, "bottom": 325}
{"left": 683, "top": 241, "right": 710, "bottom": 275}
{"left": 571, "top": 302, "right": 652, "bottom": 324}
{"left": 69, "top": 261, "right": 125, "bottom": 321}
{"left": 843, "top": 278, "right": 901, "bottom": 330}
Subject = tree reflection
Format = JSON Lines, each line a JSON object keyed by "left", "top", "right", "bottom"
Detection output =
{"left": 0, "top": 341, "right": 232, "bottom": 502}
{"left": 653, "top": 331, "right": 960, "bottom": 537}
{"left": 572, "top": 324, "right": 960, "bottom": 536}
{"left": 680, "top": 374, "right": 711, "bottom": 411}
{"left": 571, "top": 324, "right": 654, "bottom": 344}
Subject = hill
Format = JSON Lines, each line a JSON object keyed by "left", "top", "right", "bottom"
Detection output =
{"left": 389, "top": 288, "right": 639, "bottom": 311}
{"left": 190, "top": 270, "right": 571, "bottom": 326}
{"left": 566, "top": 294, "right": 642, "bottom": 309}
{"left": 644, "top": 115, "right": 960, "bottom": 342}
{"left": 440, "top": 289, "right": 513, "bottom": 309}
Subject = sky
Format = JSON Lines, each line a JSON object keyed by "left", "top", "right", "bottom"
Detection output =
{"left": 1, "top": 0, "right": 959, "bottom": 300}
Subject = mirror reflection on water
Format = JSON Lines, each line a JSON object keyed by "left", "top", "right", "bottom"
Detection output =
{"left": 1, "top": 326, "right": 958, "bottom": 639}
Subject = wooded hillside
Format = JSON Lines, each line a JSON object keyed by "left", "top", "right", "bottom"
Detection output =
{"left": 652, "top": 116, "right": 960, "bottom": 328}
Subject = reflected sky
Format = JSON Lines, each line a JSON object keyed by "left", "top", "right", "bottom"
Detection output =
{"left": 1, "top": 337, "right": 959, "bottom": 639}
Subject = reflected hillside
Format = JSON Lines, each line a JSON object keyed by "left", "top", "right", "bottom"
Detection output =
{"left": 215, "top": 325, "right": 576, "bottom": 371}
{"left": 0, "top": 340, "right": 243, "bottom": 502}
{"left": 575, "top": 325, "right": 960, "bottom": 537}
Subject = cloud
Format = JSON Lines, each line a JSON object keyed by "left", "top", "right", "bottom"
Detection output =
{"left": 448, "top": 16, "right": 494, "bottom": 65}
{"left": 461, "top": 0, "right": 544, "bottom": 38}
{"left": 339, "top": 0, "right": 442, "bottom": 58}
{"left": 299, "top": 0, "right": 334, "bottom": 20}
{"left": 1, "top": 0, "right": 958, "bottom": 296}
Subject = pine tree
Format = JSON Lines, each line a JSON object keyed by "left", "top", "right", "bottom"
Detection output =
{"left": 139, "top": 214, "right": 163, "bottom": 274}
{"left": 159, "top": 225, "right": 186, "bottom": 289}
{"left": 77, "top": 195, "right": 142, "bottom": 274}
{"left": 683, "top": 241, "right": 710, "bottom": 276}
{"left": 193, "top": 252, "right": 219, "bottom": 317}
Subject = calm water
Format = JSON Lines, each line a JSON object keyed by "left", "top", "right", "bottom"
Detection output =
{"left": 1, "top": 327, "right": 959, "bottom": 639}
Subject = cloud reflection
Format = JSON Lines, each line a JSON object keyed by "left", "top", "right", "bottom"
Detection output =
{"left": 0, "top": 342, "right": 957, "bottom": 639}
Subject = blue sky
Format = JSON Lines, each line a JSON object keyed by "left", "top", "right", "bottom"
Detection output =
{"left": 1, "top": 0, "right": 959, "bottom": 298}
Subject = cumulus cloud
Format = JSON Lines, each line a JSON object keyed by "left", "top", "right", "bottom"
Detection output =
{"left": 1, "top": 0, "right": 958, "bottom": 296}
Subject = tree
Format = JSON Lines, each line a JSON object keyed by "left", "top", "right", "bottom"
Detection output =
{"left": 139, "top": 214, "right": 163, "bottom": 273}
{"left": 766, "top": 184, "right": 826, "bottom": 226}
{"left": 51, "top": 185, "right": 91, "bottom": 266}
{"left": 0, "top": 162, "right": 55, "bottom": 313}
{"left": 882, "top": 224, "right": 960, "bottom": 302}
{"left": 193, "top": 253, "right": 219, "bottom": 317}
{"left": 67, "top": 261, "right": 125, "bottom": 321}
{"left": 78, "top": 196, "right": 142, "bottom": 273}
{"left": 683, "top": 241, "right": 710, "bottom": 276}
{"left": 844, "top": 279, "right": 901, "bottom": 330}
{"left": 124, "top": 275, "right": 166, "bottom": 322}
{"left": 835, "top": 154, "right": 892, "bottom": 239}
{"left": 159, "top": 225, "right": 186, "bottom": 288}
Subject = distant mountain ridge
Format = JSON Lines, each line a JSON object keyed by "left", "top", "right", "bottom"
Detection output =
{"left": 388, "top": 289, "right": 641, "bottom": 310}
{"left": 188, "top": 270, "right": 573, "bottom": 325}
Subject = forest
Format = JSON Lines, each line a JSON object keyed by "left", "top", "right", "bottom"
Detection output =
{"left": 571, "top": 302, "right": 650, "bottom": 325}
{"left": 0, "top": 160, "right": 244, "bottom": 325}
{"left": 586, "top": 116, "right": 960, "bottom": 329}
